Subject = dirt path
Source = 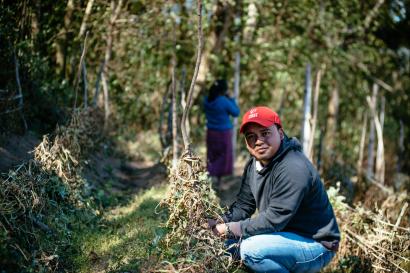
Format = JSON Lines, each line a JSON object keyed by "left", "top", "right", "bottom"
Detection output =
{"left": 0, "top": 131, "right": 243, "bottom": 206}
{"left": 84, "top": 151, "right": 167, "bottom": 192}
{"left": 84, "top": 150, "right": 244, "bottom": 208}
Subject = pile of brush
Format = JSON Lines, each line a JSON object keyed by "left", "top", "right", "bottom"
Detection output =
{"left": 327, "top": 183, "right": 410, "bottom": 273}
{"left": 0, "top": 108, "right": 103, "bottom": 271}
{"left": 157, "top": 150, "right": 238, "bottom": 272}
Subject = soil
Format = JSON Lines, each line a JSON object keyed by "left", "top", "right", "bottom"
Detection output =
{"left": 0, "top": 132, "right": 40, "bottom": 172}
{"left": 0, "top": 132, "right": 243, "bottom": 208}
{"left": 84, "top": 149, "right": 244, "bottom": 207}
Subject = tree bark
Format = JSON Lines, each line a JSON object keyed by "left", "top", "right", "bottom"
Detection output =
{"left": 190, "top": 1, "right": 234, "bottom": 105}
{"left": 308, "top": 67, "right": 323, "bottom": 161}
{"left": 181, "top": 0, "right": 203, "bottom": 151}
{"left": 366, "top": 92, "right": 384, "bottom": 184}
{"left": 243, "top": 1, "right": 258, "bottom": 43}
{"left": 397, "top": 120, "right": 404, "bottom": 173}
{"left": 375, "top": 95, "right": 385, "bottom": 183}
{"left": 159, "top": 83, "right": 171, "bottom": 149}
{"left": 13, "top": 47, "right": 27, "bottom": 132}
{"left": 55, "top": 0, "right": 75, "bottom": 77}
{"left": 232, "top": 39, "right": 241, "bottom": 162}
{"left": 357, "top": 110, "right": 368, "bottom": 178}
{"left": 79, "top": 0, "right": 95, "bottom": 38}
{"left": 102, "top": 73, "right": 109, "bottom": 128}
{"left": 172, "top": 59, "right": 178, "bottom": 169}
{"left": 366, "top": 83, "right": 378, "bottom": 179}
{"left": 301, "top": 63, "right": 312, "bottom": 156}
{"left": 179, "top": 67, "right": 190, "bottom": 142}
{"left": 325, "top": 86, "right": 339, "bottom": 153}
{"left": 95, "top": 0, "right": 123, "bottom": 124}
{"left": 73, "top": 32, "right": 89, "bottom": 109}
{"left": 82, "top": 60, "right": 88, "bottom": 108}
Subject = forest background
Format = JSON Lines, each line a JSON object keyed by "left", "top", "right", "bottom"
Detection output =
{"left": 0, "top": 0, "right": 409, "bottom": 272}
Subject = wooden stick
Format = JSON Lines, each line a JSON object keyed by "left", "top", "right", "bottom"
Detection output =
{"left": 171, "top": 3, "right": 178, "bottom": 169}
{"left": 0, "top": 94, "right": 22, "bottom": 101}
{"left": 366, "top": 84, "right": 378, "bottom": 179}
{"left": 301, "top": 63, "right": 311, "bottom": 156}
{"left": 78, "top": 0, "right": 95, "bottom": 38}
{"left": 181, "top": 0, "right": 203, "bottom": 151}
{"left": 0, "top": 107, "right": 22, "bottom": 115}
{"left": 232, "top": 32, "right": 241, "bottom": 161}
{"left": 171, "top": 57, "right": 178, "bottom": 169}
{"left": 13, "top": 47, "right": 27, "bottom": 131}
{"left": 357, "top": 110, "right": 368, "bottom": 178}
{"left": 391, "top": 202, "right": 408, "bottom": 242}
{"left": 73, "top": 31, "right": 89, "bottom": 110}
{"left": 82, "top": 58, "right": 88, "bottom": 108}
{"left": 366, "top": 93, "right": 384, "bottom": 183}
{"left": 159, "top": 82, "right": 172, "bottom": 149}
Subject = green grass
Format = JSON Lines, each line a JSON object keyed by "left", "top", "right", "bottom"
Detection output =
{"left": 71, "top": 185, "right": 169, "bottom": 272}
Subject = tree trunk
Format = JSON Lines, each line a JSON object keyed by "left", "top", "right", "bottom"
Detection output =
{"left": 308, "top": 67, "right": 323, "bottom": 162}
{"left": 181, "top": 0, "right": 203, "bottom": 151}
{"left": 366, "top": 83, "right": 378, "bottom": 179}
{"left": 82, "top": 60, "right": 88, "bottom": 108}
{"left": 397, "top": 120, "right": 404, "bottom": 173}
{"left": 357, "top": 110, "right": 368, "bottom": 178}
{"left": 366, "top": 91, "right": 384, "bottom": 184}
{"left": 79, "top": 0, "right": 95, "bottom": 38}
{"left": 316, "top": 128, "right": 324, "bottom": 173}
{"left": 13, "top": 47, "right": 27, "bottom": 132}
{"left": 55, "top": 0, "right": 75, "bottom": 77}
{"left": 190, "top": 1, "right": 234, "bottom": 105}
{"left": 31, "top": 2, "right": 39, "bottom": 39}
{"left": 325, "top": 86, "right": 339, "bottom": 154}
{"left": 73, "top": 33, "right": 89, "bottom": 109}
{"left": 243, "top": 1, "right": 258, "bottom": 43}
{"left": 301, "top": 63, "right": 312, "bottom": 156}
{"left": 95, "top": 0, "right": 123, "bottom": 124}
{"left": 172, "top": 57, "right": 178, "bottom": 169}
{"left": 159, "top": 83, "right": 171, "bottom": 149}
{"left": 232, "top": 44, "right": 240, "bottom": 162}
{"left": 375, "top": 95, "right": 385, "bottom": 183}
{"left": 179, "top": 67, "right": 190, "bottom": 143}
{"left": 102, "top": 73, "right": 109, "bottom": 128}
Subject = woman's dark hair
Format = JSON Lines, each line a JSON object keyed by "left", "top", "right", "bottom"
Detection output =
{"left": 208, "top": 79, "right": 228, "bottom": 102}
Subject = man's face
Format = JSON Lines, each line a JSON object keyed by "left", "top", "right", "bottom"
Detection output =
{"left": 244, "top": 123, "right": 284, "bottom": 166}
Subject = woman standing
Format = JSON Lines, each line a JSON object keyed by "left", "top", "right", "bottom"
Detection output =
{"left": 204, "top": 79, "right": 240, "bottom": 190}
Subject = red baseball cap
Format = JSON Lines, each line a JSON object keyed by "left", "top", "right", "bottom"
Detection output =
{"left": 240, "top": 106, "right": 282, "bottom": 133}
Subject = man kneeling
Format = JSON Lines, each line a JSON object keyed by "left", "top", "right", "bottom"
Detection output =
{"left": 208, "top": 106, "right": 340, "bottom": 273}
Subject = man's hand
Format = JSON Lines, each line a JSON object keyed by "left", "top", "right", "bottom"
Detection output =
{"left": 212, "top": 222, "right": 242, "bottom": 238}
{"left": 213, "top": 223, "right": 227, "bottom": 236}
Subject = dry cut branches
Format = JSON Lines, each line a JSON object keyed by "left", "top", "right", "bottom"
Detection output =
{"left": 0, "top": 108, "right": 103, "bottom": 271}
{"left": 328, "top": 184, "right": 410, "bottom": 272}
{"left": 158, "top": 150, "right": 238, "bottom": 272}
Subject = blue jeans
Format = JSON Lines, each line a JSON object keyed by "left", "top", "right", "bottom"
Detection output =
{"left": 228, "top": 232, "right": 335, "bottom": 273}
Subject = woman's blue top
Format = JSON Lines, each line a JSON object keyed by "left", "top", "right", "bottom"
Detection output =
{"left": 204, "top": 95, "right": 240, "bottom": 131}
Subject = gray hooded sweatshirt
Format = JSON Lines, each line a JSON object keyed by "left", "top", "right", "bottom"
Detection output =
{"left": 223, "top": 136, "right": 340, "bottom": 242}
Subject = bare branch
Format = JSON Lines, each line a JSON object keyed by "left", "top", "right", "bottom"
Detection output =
{"left": 82, "top": 59, "right": 88, "bottom": 108}
{"left": 0, "top": 107, "right": 22, "bottom": 115}
{"left": 13, "top": 47, "right": 27, "bottom": 131}
{"left": 74, "top": 31, "right": 89, "bottom": 110}
{"left": 181, "top": 0, "right": 203, "bottom": 151}
{"left": 78, "top": 0, "right": 95, "bottom": 38}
